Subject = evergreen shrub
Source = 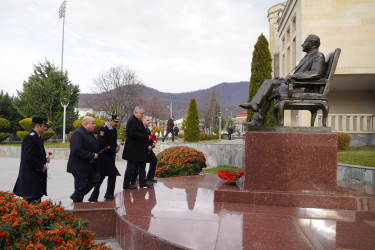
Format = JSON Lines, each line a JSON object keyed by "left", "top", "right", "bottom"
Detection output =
{"left": 155, "top": 146, "right": 207, "bottom": 177}
{"left": 334, "top": 132, "right": 351, "bottom": 151}
{"left": 118, "top": 124, "right": 126, "bottom": 141}
{"left": 184, "top": 98, "right": 200, "bottom": 142}
{"left": 151, "top": 126, "right": 164, "bottom": 137}
{"left": 0, "top": 118, "right": 11, "bottom": 132}
{"left": 0, "top": 133, "right": 10, "bottom": 142}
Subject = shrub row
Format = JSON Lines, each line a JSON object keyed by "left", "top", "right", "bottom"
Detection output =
{"left": 178, "top": 132, "right": 219, "bottom": 141}
{"left": 0, "top": 191, "right": 109, "bottom": 249}
{"left": 334, "top": 132, "right": 351, "bottom": 151}
{"left": 155, "top": 146, "right": 207, "bottom": 178}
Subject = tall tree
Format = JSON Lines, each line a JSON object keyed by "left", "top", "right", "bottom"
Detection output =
{"left": 90, "top": 65, "right": 144, "bottom": 122}
{"left": 140, "top": 96, "right": 169, "bottom": 126}
{"left": 0, "top": 91, "right": 23, "bottom": 133}
{"left": 247, "top": 34, "right": 273, "bottom": 125}
{"left": 184, "top": 98, "right": 200, "bottom": 142}
{"left": 13, "top": 60, "right": 79, "bottom": 133}
{"left": 203, "top": 91, "right": 221, "bottom": 133}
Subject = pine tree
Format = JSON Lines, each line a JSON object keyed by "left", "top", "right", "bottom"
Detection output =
{"left": 184, "top": 98, "right": 200, "bottom": 142}
{"left": 0, "top": 91, "right": 23, "bottom": 132}
{"left": 247, "top": 33, "right": 273, "bottom": 125}
{"left": 13, "top": 60, "right": 79, "bottom": 133}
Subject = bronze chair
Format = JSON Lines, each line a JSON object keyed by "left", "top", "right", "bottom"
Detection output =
{"left": 272, "top": 48, "right": 341, "bottom": 127}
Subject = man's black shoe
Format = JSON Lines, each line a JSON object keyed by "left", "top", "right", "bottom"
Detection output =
{"left": 146, "top": 179, "right": 158, "bottom": 182}
{"left": 88, "top": 197, "right": 98, "bottom": 202}
{"left": 104, "top": 194, "right": 114, "bottom": 199}
{"left": 123, "top": 185, "right": 137, "bottom": 189}
{"left": 140, "top": 183, "right": 153, "bottom": 188}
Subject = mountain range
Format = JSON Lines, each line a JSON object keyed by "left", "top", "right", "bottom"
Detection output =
{"left": 78, "top": 81, "right": 250, "bottom": 119}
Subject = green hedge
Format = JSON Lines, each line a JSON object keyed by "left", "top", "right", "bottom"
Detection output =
{"left": 178, "top": 132, "right": 218, "bottom": 141}
{"left": 16, "top": 131, "right": 55, "bottom": 142}
{"left": 334, "top": 132, "right": 351, "bottom": 151}
{"left": 73, "top": 118, "right": 105, "bottom": 134}
{"left": 0, "top": 118, "right": 11, "bottom": 132}
{"left": 0, "top": 133, "right": 10, "bottom": 142}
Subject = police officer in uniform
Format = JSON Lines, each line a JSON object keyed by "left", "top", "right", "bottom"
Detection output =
{"left": 89, "top": 114, "right": 121, "bottom": 201}
{"left": 14, "top": 116, "right": 50, "bottom": 203}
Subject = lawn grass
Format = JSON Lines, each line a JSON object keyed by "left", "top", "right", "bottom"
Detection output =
{"left": 203, "top": 165, "right": 242, "bottom": 174}
{"left": 337, "top": 146, "right": 375, "bottom": 167}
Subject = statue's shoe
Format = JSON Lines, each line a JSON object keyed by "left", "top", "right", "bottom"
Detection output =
{"left": 248, "top": 119, "right": 262, "bottom": 126}
{"left": 239, "top": 102, "right": 259, "bottom": 111}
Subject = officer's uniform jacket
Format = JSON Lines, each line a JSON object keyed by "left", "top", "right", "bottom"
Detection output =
{"left": 97, "top": 123, "right": 120, "bottom": 176}
{"left": 13, "top": 129, "right": 47, "bottom": 198}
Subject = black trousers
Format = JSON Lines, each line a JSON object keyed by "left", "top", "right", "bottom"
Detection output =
{"left": 89, "top": 175, "right": 117, "bottom": 199}
{"left": 163, "top": 131, "right": 174, "bottom": 141}
{"left": 72, "top": 172, "right": 100, "bottom": 202}
{"left": 123, "top": 161, "right": 146, "bottom": 187}
{"left": 228, "top": 134, "right": 232, "bottom": 140}
{"left": 25, "top": 197, "right": 41, "bottom": 203}
{"left": 146, "top": 161, "right": 157, "bottom": 180}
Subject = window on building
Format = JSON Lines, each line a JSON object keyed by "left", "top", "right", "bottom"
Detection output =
{"left": 274, "top": 54, "right": 280, "bottom": 77}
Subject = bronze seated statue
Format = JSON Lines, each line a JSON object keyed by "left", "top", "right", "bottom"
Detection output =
{"left": 240, "top": 34, "right": 341, "bottom": 127}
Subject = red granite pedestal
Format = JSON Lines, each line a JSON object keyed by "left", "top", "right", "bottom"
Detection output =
{"left": 214, "top": 131, "right": 357, "bottom": 210}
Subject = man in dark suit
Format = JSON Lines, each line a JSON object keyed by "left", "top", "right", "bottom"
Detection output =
{"left": 122, "top": 106, "right": 152, "bottom": 189}
{"left": 67, "top": 116, "right": 100, "bottom": 202}
{"left": 240, "top": 34, "right": 326, "bottom": 125}
{"left": 143, "top": 116, "right": 158, "bottom": 183}
{"left": 162, "top": 116, "right": 174, "bottom": 142}
{"left": 14, "top": 116, "right": 50, "bottom": 203}
{"left": 88, "top": 114, "right": 121, "bottom": 202}
{"left": 228, "top": 125, "right": 234, "bottom": 140}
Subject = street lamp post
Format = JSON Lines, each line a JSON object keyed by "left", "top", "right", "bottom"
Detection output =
{"left": 59, "top": 0, "right": 67, "bottom": 73}
{"left": 217, "top": 112, "right": 222, "bottom": 140}
{"left": 225, "top": 108, "right": 233, "bottom": 118}
{"left": 60, "top": 98, "right": 70, "bottom": 143}
{"left": 166, "top": 101, "right": 173, "bottom": 117}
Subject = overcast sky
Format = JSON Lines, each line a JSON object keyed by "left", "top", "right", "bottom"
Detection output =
{"left": 0, "top": 0, "right": 282, "bottom": 96}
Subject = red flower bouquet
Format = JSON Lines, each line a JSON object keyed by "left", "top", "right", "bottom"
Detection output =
{"left": 150, "top": 134, "right": 157, "bottom": 143}
{"left": 217, "top": 170, "right": 244, "bottom": 184}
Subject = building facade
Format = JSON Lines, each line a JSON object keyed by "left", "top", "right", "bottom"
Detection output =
{"left": 267, "top": 0, "right": 375, "bottom": 136}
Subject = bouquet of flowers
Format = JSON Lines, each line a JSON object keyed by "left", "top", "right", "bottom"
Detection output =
{"left": 217, "top": 170, "right": 244, "bottom": 184}
{"left": 150, "top": 134, "right": 157, "bottom": 143}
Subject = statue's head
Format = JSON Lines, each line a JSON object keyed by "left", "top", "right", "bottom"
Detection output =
{"left": 302, "top": 34, "right": 320, "bottom": 52}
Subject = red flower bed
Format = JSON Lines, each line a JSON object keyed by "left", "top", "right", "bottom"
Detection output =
{"left": 0, "top": 191, "right": 110, "bottom": 249}
{"left": 217, "top": 170, "right": 244, "bottom": 184}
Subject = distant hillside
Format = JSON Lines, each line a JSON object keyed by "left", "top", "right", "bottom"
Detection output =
{"left": 78, "top": 81, "right": 250, "bottom": 119}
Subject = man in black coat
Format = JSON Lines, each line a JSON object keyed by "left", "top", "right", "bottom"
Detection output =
{"left": 67, "top": 116, "right": 100, "bottom": 202}
{"left": 122, "top": 106, "right": 152, "bottom": 189}
{"left": 143, "top": 116, "right": 158, "bottom": 183}
{"left": 162, "top": 116, "right": 174, "bottom": 142}
{"left": 173, "top": 125, "right": 179, "bottom": 138}
{"left": 240, "top": 34, "right": 325, "bottom": 125}
{"left": 88, "top": 114, "right": 121, "bottom": 202}
{"left": 228, "top": 125, "right": 234, "bottom": 140}
{"left": 14, "top": 116, "right": 50, "bottom": 203}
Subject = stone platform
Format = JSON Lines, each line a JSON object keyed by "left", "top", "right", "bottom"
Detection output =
{"left": 215, "top": 131, "right": 357, "bottom": 210}
{"left": 72, "top": 174, "right": 375, "bottom": 250}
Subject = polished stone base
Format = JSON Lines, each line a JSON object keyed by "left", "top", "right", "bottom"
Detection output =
{"left": 214, "top": 178, "right": 356, "bottom": 210}
{"left": 71, "top": 175, "right": 375, "bottom": 250}
{"left": 244, "top": 131, "right": 338, "bottom": 192}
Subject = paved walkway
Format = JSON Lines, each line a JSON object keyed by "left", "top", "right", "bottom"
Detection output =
{"left": 0, "top": 157, "right": 144, "bottom": 209}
